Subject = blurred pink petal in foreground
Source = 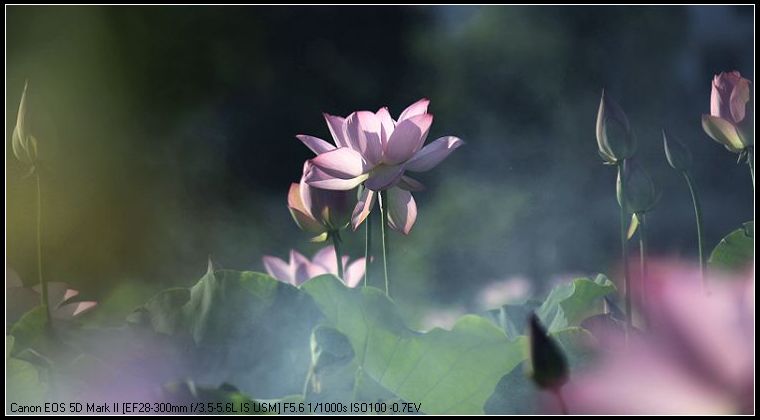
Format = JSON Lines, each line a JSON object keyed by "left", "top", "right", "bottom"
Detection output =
{"left": 563, "top": 261, "right": 754, "bottom": 415}
{"left": 298, "top": 98, "right": 463, "bottom": 234}
{"left": 262, "top": 246, "right": 365, "bottom": 288}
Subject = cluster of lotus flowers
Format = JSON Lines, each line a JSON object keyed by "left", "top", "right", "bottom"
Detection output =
{"left": 263, "top": 99, "right": 463, "bottom": 287}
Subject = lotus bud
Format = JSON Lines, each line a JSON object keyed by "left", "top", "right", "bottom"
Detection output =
{"left": 529, "top": 314, "right": 568, "bottom": 390}
{"left": 596, "top": 90, "right": 636, "bottom": 164}
{"left": 288, "top": 162, "right": 355, "bottom": 240}
{"left": 11, "top": 81, "right": 39, "bottom": 165}
{"left": 662, "top": 129, "right": 692, "bottom": 172}
{"left": 617, "top": 159, "right": 658, "bottom": 214}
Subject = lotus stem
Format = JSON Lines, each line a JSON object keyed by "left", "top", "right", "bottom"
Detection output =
{"left": 618, "top": 163, "right": 632, "bottom": 333}
{"left": 364, "top": 210, "right": 371, "bottom": 287}
{"left": 748, "top": 146, "right": 755, "bottom": 191}
{"left": 331, "top": 230, "right": 344, "bottom": 280}
{"left": 379, "top": 190, "right": 390, "bottom": 297}
{"left": 36, "top": 172, "right": 51, "bottom": 323}
{"left": 637, "top": 212, "right": 648, "bottom": 313}
{"left": 683, "top": 171, "right": 706, "bottom": 293}
{"left": 553, "top": 387, "right": 569, "bottom": 415}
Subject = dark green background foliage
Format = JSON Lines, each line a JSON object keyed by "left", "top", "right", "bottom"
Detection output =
{"left": 6, "top": 6, "right": 754, "bottom": 314}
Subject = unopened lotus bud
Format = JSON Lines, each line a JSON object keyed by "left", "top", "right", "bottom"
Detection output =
{"left": 11, "top": 81, "right": 39, "bottom": 165}
{"left": 596, "top": 90, "right": 636, "bottom": 164}
{"left": 662, "top": 129, "right": 692, "bottom": 172}
{"left": 529, "top": 314, "right": 568, "bottom": 390}
{"left": 617, "top": 159, "right": 658, "bottom": 214}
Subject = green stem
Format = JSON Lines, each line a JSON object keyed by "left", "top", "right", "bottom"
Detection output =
{"left": 302, "top": 367, "right": 313, "bottom": 400}
{"left": 617, "top": 163, "right": 632, "bottom": 333}
{"left": 683, "top": 171, "right": 706, "bottom": 293}
{"left": 553, "top": 387, "right": 569, "bottom": 415}
{"left": 331, "top": 230, "right": 344, "bottom": 280}
{"left": 378, "top": 190, "right": 390, "bottom": 297}
{"left": 364, "top": 209, "right": 372, "bottom": 287}
{"left": 748, "top": 146, "right": 755, "bottom": 191}
{"left": 36, "top": 172, "right": 51, "bottom": 323}
{"left": 637, "top": 212, "right": 648, "bottom": 314}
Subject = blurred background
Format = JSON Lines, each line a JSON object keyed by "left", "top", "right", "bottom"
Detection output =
{"left": 5, "top": 6, "right": 754, "bottom": 326}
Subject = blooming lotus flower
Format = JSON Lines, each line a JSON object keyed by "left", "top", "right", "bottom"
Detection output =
{"left": 563, "top": 262, "right": 754, "bottom": 414}
{"left": 297, "top": 98, "right": 463, "bottom": 234}
{"left": 596, "top": 90, "right": 636, "bottom": 165}
{"left": 288, "top": 162, "right": 355, "bottom": 241}
{"left": 702, "top": 71, "right": 752, "bottom": 153}
{"left": 6, "top": 268, "right": 97, "bottom": 326}
{"left": 262, "top": 246, "right": 365, "bottom": 287}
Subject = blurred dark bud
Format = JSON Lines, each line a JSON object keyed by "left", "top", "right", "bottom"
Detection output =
{"left": 529, "top": 313, "right": 568, "bottom": 390}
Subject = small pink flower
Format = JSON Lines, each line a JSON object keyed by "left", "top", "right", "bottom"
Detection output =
{"left": 563, "top": 261, "right": 754, "bottom": 414}
{"left": 288, "top": 162, "right": 354, "bottom": 240}
{"left": 262, "top": 246, "right": 365, "bottom": 288}
{"left": 297, "top": 99, "right": 463, "bottom": 234}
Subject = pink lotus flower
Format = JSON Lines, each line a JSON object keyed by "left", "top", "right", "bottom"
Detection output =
{"left": 262, "top": 246, "right": 365, "bottom": 287}
{"left": 702, "top": 71, "right": 752, "bottom": 153}
{"left": 563, "top": 262, "right": 754, "bottom": 414}
{"left": 296, "top": 98, "right": 463, "bottom": 234}
{"left": 288, "top": 162, "right": 355, "bottom": 241}
{"left": 711, "top": 71, "right": 751, "bottom": 125}
{"left": 6, "top": 268, "right": 97, "bottom": 326}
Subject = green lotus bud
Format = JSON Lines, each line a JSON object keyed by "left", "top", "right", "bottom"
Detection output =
{"left": 529, "top": 314, "right": 568, "bottom": 390}
{"left": 11, "top": 81, "right": 39, "bottom": 165}
{"left": 596, "top": 90, "right": 636, "bottom": 164}
{"left": 662, "top": 129, "right": 693, "bottom": 172}
{"left": 617, "top": 159, "right": 658, "bottom": 214}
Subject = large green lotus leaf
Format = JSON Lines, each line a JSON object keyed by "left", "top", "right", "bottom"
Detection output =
{"left": 6, "top": 336, "right": 47, "bottom": 409}
{"left": 709, "top": 222, "right": 754, "bottom": 271}
{"left": 9, "top": 306, "right": 49, "bottom": 354}
{"left": 180, "top": 268, "right": 322, "bottom": 398}
{"left": 301, "top": 275, "right": 526, "bottom": 415}
{"left": 485, "top": 327, "right": 597, "bottom": 414}
{"left": 114, "top": 267, "right": 322, "bottom": 399}
{"left": 536, "top": 275, "right": 616, "bottom": 332}
{"left": 484, "top": 300, "right": 541, "bottom": 340}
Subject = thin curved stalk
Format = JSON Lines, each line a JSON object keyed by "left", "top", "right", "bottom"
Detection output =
{"left": 553, "top": 387, "right": 569, "bottom": 415}
{"left": 36, "top": 172, "right": 50, "bottom": 323}
{"left": 618, "top": 164, "right": 632, "bottom": 333}
{"left": 748, "top": 146, "right": 755, "bottom": 191}
{"left": 379, "top": 191, "right": 390, "bottom": 297}
{"left": 683, "top": 171, "right": 706, "bottom": 293}
{"left": 331, "top": 230, "right": 344, "bottom": 280}
{"left": 364, "top": 211, "right": 372, "bottom": 287}
{"left": 638, "top": 212, "right": 648, "bottom": 314}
